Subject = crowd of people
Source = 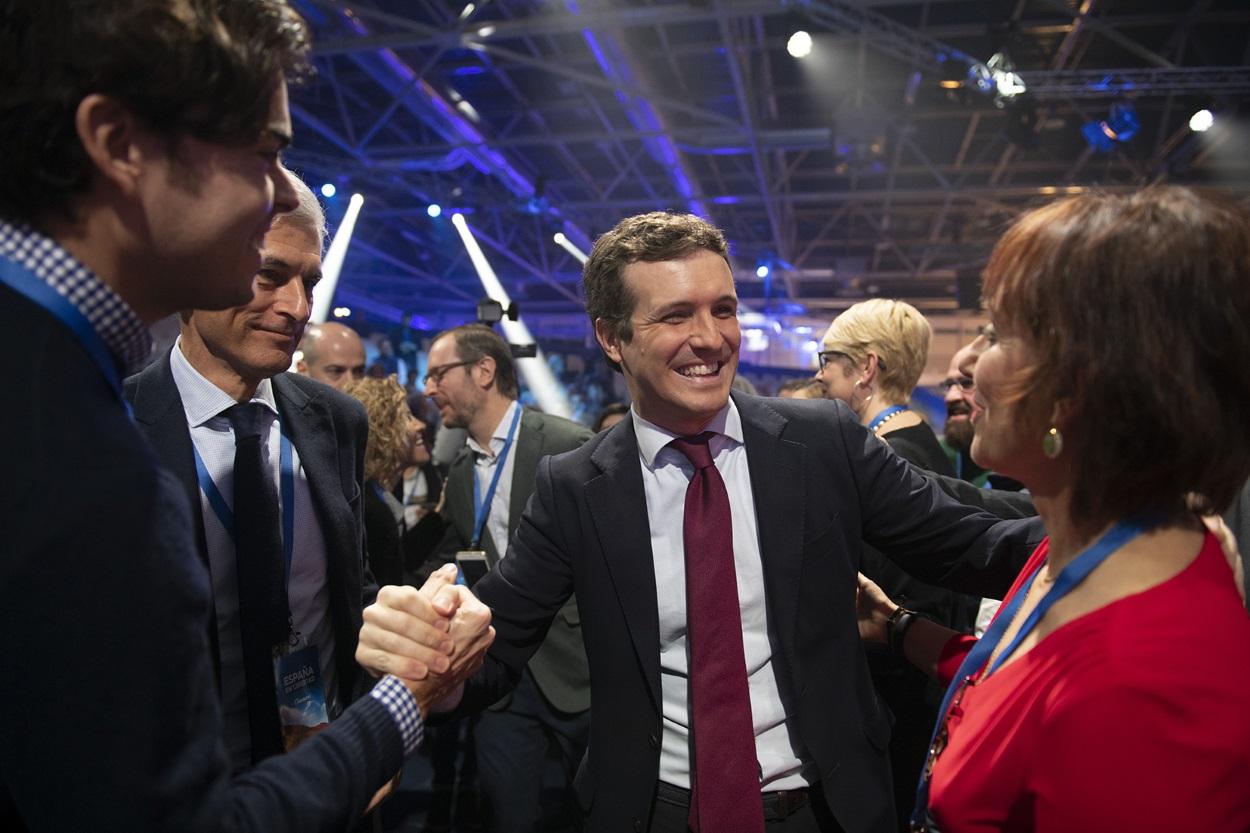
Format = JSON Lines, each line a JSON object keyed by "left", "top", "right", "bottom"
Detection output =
{"left": 3, "top": 3, "right": 1250, "bottom": 833}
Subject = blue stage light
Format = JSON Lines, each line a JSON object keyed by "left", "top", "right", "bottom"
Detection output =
{"left": 427, "top": 203, "right": 442, "bottom": 218}
{"left": 320, "top": 183, "right": 337, "bottom": 198}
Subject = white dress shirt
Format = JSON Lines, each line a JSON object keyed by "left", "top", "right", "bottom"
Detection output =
{"left": 632, "top": 400, "right": 812, "bottom": 791}
{"left": 465, "top": 400, "right": 521, "bottom": 557}
{"left": 170, "top": 341, "right": 338, "bottom": 770}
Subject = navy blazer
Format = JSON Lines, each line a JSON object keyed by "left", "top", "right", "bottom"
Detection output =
{"left": 460, "top": 392, "right": 1042, "bottom": 833}
{"left": 124, "top": 353, "right": 373, "bottom": 707}
{"left": 1, "top": 282, "right": 402, "bottom": 832}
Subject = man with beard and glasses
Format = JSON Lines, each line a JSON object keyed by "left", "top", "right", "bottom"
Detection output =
{"left": 940, "top": 331, "right": 1022, "bottom": 492}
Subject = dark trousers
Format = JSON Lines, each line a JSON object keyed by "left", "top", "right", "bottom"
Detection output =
{"left": 474, "top": 668, "right": 590, "bottom": 833}
{"left": 647, "top": 782, "right": 845, "bottom": 833}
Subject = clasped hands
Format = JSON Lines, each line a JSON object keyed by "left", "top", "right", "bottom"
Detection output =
{"left": 356, "top": 564, "right": 496, "bottom": 717}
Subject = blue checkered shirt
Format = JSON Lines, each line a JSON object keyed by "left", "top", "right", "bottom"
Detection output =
{"left": 0, "top": 220, "right": 151, "bottom": 374}
{"left": 369, "top": 676, "right": 424, "bottom": 756}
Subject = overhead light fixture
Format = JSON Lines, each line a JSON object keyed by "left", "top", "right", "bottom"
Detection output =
{"left": 332, "top": 306, "right": 351, "bottom": 318}
{"left": 552, "top": 231, "right": 588, "bottom": 264}
{"left": 1189, "top": 109, "right": 1214, "bottom": 132}
{"left": 985, "top": 52, "right": 1026, "bottom": 106}
{"left": 320, "top": 183, "right": 337, "bottom": 199}
{"left": 787, "top": 31, "right": 812, "bottom": 59}
{"left": 756, "top": 264, "right": 770, "bottom": 279}
{"left": 1081, "top": 102, "right": 1139, "bottom": 152}
{"left": 427, "top": 203, "right": 442, "bottom": 218}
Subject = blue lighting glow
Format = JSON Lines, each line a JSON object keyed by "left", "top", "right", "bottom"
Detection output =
{"left": 427, "top": 203, "right": 442, "bottom": 218}
{"left": 756, "top": 264, "right": 770, "bottom": 279}
{"left": 320, "top": 183, "right": 337, "bottom": 198}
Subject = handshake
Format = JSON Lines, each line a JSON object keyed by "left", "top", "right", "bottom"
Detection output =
{"left": 355, "top": 564, "right": 496, "bottom": 718}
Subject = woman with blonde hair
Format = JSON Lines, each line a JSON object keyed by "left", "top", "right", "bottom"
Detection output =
{"left": 817, "top": 298, "right": 952, "bottom": 476}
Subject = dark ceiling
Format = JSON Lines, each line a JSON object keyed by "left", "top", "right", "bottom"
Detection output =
{"left": 284, "top": 0, "right": 1250, "bottom": 340}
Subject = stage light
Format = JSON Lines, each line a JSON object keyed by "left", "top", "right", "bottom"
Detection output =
{"left": 787, "top": 31, "right": 812, "bottom": 59}
{"left": 320, "top": 183, "right": 337, "bottom": 198}
{"left": 450, "top": 213, "right": 573, "bottom": 418}
{"left": 309, "top": 193, "right": 364, "bottom": 324}
{"left": 332, "top": 306, "right": 351, "bottom": 318}
{"left": 1082, "top": 102, "right": 1139, "bottom": 153}
{"left": 553, "top": 231, "right": 588, "bottom": 264}
{"left": 427, "top": 203, "right": 442, "bottom": 218}
{"left": 756, "top": 264, "right": 770, "bottom": 279}
{"left": 1189, "top": 109, "right": 1214, "bottom": 132}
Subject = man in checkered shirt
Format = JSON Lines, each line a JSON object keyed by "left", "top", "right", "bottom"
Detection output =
{"left": 0, "top": 2, "right": 492, "bottom": 832}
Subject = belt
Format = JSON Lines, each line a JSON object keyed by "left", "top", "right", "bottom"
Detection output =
{"left": 655, "top": 780, "right": 813, "bottom": 821}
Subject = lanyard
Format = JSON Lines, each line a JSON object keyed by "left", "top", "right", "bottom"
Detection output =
{"left": 911, "top": 518, "right": 1149, "bottom": 830}
{"left": 470, "top": 404, "right": 523, "bottom": 549}
{"left": 193, "top": 425, "right": 297, "bottom": 590}
{"left": 868, "top": 404, "right": 908, "bottom": 432}
{"left": 0, "top": 256, "right": 130, "bottom": 417}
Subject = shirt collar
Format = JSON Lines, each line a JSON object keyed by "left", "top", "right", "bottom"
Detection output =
{"left": 631, "top": 398, "right": 743, "bottom": 470}
{"left": 169, "top": 337, "right": 279, "bottom": 428}
{"left": 0, "top": 219, "right": 152, "bottom": 374}
{"left": 466, "top": 399, "right": 520, "bottom": 459}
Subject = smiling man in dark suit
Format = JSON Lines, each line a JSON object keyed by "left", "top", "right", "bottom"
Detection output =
{"left": 124, "top": 172, "right": 383, "bottom": 772}
{"left": 361, "top": 213, "right": 1040, "bottom": 833}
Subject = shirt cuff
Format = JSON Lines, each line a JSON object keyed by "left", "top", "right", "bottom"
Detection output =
{"left": 369, "top": 675, "right": 424, "bottom": 757}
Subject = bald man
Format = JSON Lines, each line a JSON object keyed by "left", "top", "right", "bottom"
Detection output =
{"left": 298, "top": 321, "right": 367, "bottom": 390}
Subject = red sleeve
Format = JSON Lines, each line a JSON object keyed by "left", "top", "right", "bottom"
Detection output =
{"left": 935, "top": 539, "right": 1051, "bottom": 686}
{"left": 935, "top": 634, "right": 976, "bottom": 686}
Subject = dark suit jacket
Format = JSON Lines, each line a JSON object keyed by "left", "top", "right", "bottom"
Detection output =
{"left": 1, "top": 281, "right": 401, "bottom": 832}
{"left": 437, "top": 407, "right": 593, "bottom": 714}
{"left": 459, "top": 393, "right": 1041, "bottom": 833}
{"left": 124, "top": 353, "right": 373, "bottom": 708}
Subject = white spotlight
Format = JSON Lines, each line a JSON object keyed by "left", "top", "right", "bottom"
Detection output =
{"left": 310, "top": 193, "right": 365, "bottom": 324}
{"left": 1189, "top": 109, "right": 1214, "bottom": 133}
{"left": 450, "top": 214, "right": 573, "bottom": 418}
{"left": 553, "top": 231, "right": 588, "bottom": 265}
{"left": 756, "top": 265, "right": 770, "bottom": 279}
{"left": 787, "top": 31, "right": 812, "bottom": 59}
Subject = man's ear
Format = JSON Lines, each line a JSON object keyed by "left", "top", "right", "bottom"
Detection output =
{"left": 474, "top": 355, "right": 497, "bottom": 390}
{"left": 295, "top": 359, "right": 309, "bottom": 375}
{"left": 594, "top": 318, "right": 624, "bottom": 366}
{"left": 74, "top": 94, "right": 148, "bottom": 197}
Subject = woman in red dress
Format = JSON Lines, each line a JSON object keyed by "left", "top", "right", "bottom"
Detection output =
{"left": 858, "top": 186, "right": 1250, "bottom": 833}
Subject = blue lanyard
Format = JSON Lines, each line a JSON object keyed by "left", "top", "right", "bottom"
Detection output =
{"left": 868, "top": 404, "right": 908, "bottom": 432}
{"left": 911, "top": 518, "right": 1149, "bottom": 829}
{"left": 470, "top": 405, "right": 523, "bottom": 549}
{"left": 0, "top": 256, "right": 130, "bottom": 417}
{"left": 192, "top": 425, "right": 297, "bottom": 590}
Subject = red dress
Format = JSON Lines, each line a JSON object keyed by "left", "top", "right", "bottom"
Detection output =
{"left": 926, "top": 532, "right": 1250, "bottom": 832}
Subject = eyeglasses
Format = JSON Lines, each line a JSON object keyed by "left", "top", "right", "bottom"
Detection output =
{"left": 818, "top": 350, "right": 886, "bottom": 373}
{"left": 424, "top": 359, "right": 475, "bottom": 386}
{"left": 939, "top": 377, "right": 976, "bottom": 393}
{"left": 817, "top": 350, "right": 848, "bottom": 370}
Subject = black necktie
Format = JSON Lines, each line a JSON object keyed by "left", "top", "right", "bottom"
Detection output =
{"left": 225, "top": 402, "right": 287, "bottom": 762}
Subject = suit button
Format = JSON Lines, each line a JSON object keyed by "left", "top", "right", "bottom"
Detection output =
{"left": 648, "top": 733, "right": 658, "bottom": 749}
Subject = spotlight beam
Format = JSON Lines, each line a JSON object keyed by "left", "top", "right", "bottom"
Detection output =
{"left": 310, "top": 193, "right": 364, "bottom": 325}
{"left": 451, "top": 213, "right": 573, "bottom": 418}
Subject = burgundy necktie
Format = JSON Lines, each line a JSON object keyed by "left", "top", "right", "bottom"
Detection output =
{"left": 669, "top": 432, "right": 764, "bottom": 833}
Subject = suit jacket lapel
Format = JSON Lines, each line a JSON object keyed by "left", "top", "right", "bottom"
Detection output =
{"left": 128, "top": 353, "right": 208, "bottom": 567}
{"left": 508, "top": 410, "right": 544, "bottom": 541}
{"left": 272, "top": 375, "right": 354, "bottom": 579}
{"left": 584, "top": 419, "right": 663, "bottom": 713}
{"left": 734, "top": 392, "right": 805, "bottom": 660}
